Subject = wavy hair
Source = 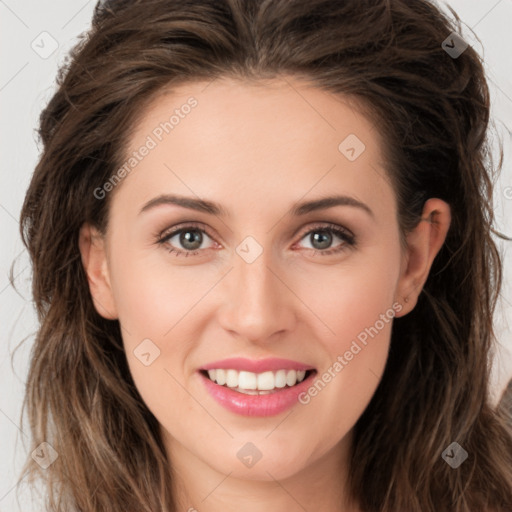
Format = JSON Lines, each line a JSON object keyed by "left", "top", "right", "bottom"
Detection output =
{"left": 16, "top": 0, "right": 512, "bottom": 510}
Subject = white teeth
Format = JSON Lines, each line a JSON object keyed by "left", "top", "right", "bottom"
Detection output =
{"left": 204, "top": 368, "right": 310, "bottom": 391}
{"left": 216, "top": 369, "right": 226, "bottom": 386}
{"left": 238, "top": 371, "right": 257, "bottom": 390}
{"left": 275, "top": 369, "right": 287, "bottom": 388}
{"left": 257, "top": 371, "right": 275, "bottom": 391}
{"left": 286, "top": 369, "right": 297, "bottom": 386}
{"left": 226, "top": 369, "right": 238, "bottom": 388}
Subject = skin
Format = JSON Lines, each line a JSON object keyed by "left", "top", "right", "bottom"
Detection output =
{"left": 79, "top": 76, "right": 451, "bottom": 512}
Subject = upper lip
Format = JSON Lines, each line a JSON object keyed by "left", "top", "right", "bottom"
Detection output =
{"left": 200, "top": 357, "right": 315, "bottom": 373}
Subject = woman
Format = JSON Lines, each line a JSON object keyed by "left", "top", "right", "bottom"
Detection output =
{"left": 17, "top": 0, "right": 512, "bottom": 510}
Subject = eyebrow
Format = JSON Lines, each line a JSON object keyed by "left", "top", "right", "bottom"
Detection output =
{"left": 139, "top": 193, "right": 374, "bottom": 218}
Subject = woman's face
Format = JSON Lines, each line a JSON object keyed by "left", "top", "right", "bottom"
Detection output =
{"left": 81, "top": 76, "right": 436, "bottom": 483}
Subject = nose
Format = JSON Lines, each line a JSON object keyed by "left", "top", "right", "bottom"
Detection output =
{"left": 217, "top": 247, "right": 297, "bottom": 344}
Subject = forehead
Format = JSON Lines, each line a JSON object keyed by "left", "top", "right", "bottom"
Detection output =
{"left": 128, "top": 76, "right": 378, "bottom": 154}
{"left": 112, "top": 76, "right": 394, "bottom": 221}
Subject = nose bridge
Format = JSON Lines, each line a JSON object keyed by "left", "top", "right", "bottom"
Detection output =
{"left": 218, "top": 240, "right": 295, "bottom": 341}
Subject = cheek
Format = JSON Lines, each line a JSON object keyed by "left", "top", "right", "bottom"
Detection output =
{"left": 107, "top": 251, "right": 202, "bottom": 431}
{"left": 310, "top": 265, "right": 396, "bottom": 335}
{"left": 106, "top": 246, "right": 218, "bottom": 405}
{"left": 294, "top": 244, "right": 400, "bottom": 433}
{"left": 108, "top": 244, "right": 207, "bottom": 340}
{"left": 297, "top": 240, "right": 400, "bottom": 347}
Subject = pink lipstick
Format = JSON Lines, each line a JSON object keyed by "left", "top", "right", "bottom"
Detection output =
{"left": 198, "top": 357, "right": 316, "bottom": 417}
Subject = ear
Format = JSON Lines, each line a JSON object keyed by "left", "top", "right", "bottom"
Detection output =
{"left": 78, "top": 223, "right": 118, "bottom": 320}
{"left": 394, "top": 198, "right": 451, "bottom": 317}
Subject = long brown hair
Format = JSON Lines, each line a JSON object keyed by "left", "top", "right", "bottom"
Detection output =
{"left": 16, "top": 0, "right": 512, "bottom": 510}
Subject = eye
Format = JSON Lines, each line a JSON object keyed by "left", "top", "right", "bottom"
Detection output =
{"left": 156, "top": 221, "right": 356, "bottom": 257}
{"left": 157, "top": 222, "right": 216, "bottom": 257}
{"left": 295, "top": 223, "right": 356, "bottom": 256}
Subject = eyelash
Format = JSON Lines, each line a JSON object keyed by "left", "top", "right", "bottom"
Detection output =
{"left": 156, "top": 221, "right": 356, "bottom": 257}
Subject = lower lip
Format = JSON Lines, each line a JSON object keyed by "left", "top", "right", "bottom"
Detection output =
{"left": 198, "top": 371, "right": 316, "bottom": 417}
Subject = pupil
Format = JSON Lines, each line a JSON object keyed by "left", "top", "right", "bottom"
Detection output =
{"left": 312, "top": 231, "right": 331, "bottom": 250}
{"left": 181, "top": 230, "right": 202, "bottom": 250}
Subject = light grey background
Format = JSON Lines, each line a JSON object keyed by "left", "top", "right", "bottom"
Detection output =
{"left": 1, "top": 1, "right": 511, "bottom": 510}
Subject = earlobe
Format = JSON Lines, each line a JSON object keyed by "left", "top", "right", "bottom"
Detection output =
{"left": 78, "top": 223, "right": 118, "bottom": 320}
{"left": 394, "top": 198, "right": 451, "bottom": 317}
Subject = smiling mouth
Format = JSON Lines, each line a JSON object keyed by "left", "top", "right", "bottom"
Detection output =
{"left": 199, "top": 368, "right": 316, "bottom": 395}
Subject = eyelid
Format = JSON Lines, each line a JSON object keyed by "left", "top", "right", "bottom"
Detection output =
{"left": 158, "top": 221, "right": 213, "bottom": 241}
{"left": 296, "top": 222, "right": 355, "bottom": 243}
